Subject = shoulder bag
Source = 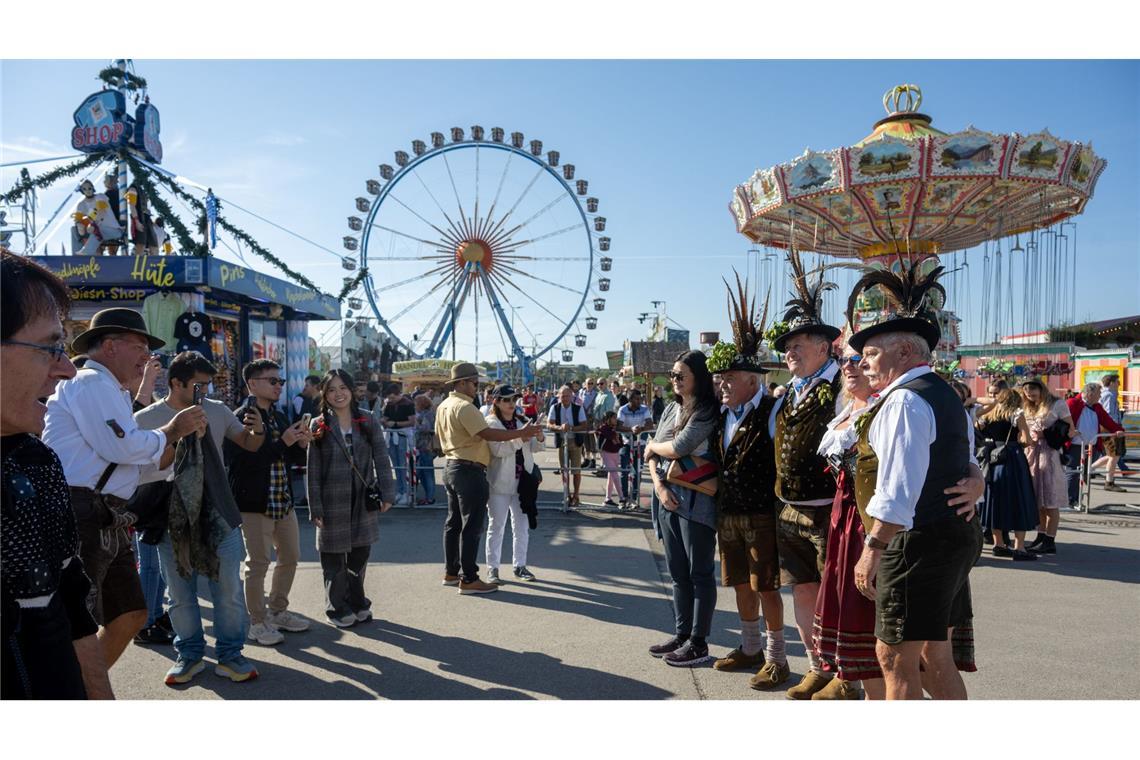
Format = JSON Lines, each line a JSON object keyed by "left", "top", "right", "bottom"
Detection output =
{"left": 666, "top": 454, "right": 719, "bottom": 497}
{"left": 330, "top": 423, "right": 385, "bottom": 512}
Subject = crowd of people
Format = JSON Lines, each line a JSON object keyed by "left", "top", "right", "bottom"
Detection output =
{"left": 1, "top": 249, "right": 1132, "bottom": 701}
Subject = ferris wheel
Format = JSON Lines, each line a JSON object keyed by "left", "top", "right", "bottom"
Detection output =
{"left": 342, "top": 127, "right": 612, "bottom": 378}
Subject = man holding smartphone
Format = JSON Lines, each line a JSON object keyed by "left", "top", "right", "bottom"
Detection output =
{"left": 135, "top": 351, "right": 265, "bottom": 684}
{"left": 225, "top": 359, "right": 312, "bottom": 646}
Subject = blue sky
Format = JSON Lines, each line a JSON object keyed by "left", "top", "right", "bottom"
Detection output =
{"left": 3, "top": 59, "right": 1137, "bottom": 366}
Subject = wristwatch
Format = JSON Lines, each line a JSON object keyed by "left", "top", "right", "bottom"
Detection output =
{"left": 863, "top": 534, "right": 889, "bottom": 550}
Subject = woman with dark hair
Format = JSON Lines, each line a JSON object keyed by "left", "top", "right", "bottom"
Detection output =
{"left": 306, "top": 369, "right": 396, "bottom": 627}
{"left": 484, "top": 385, "right": 545, "bottom": 584}
{"left": 644, "top": 350, "right": 720, "bottom": 666}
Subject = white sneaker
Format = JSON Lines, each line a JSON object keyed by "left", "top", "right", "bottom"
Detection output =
{"left": 354, "top": 609, "right": 373, "bottom": 623}
{"left": 266, "top": 609, "right": 310, "bottom": 632}
{"left": 328, "top": 613, "right": 356, "bottom": 628}
{"left": 247, "top": 621, "right": 285, "bottom": 646}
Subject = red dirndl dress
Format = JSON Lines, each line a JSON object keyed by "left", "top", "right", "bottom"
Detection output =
{"left": 811, "top": 464, "right": 881, "bottom": 681}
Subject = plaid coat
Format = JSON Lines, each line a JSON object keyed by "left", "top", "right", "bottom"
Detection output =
{"left": 306, "top": 411, "right": 397, "bottom": 553}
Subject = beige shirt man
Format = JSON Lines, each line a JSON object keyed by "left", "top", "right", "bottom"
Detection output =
{"left": 436, "top": 389, "right": 492, "bottom": 467}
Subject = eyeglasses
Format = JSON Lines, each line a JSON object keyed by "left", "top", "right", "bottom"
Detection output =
{"left": 1, "top": 339, "right": 70, "bottom": 362}
{"left": 841, "top": 355, "right": 862, "bottom": 366}
{"left": 252, "top": 377, "right": 286, "bottom": 386}
{"left": 667, "top": 371, "right": 686, "bottom": 381}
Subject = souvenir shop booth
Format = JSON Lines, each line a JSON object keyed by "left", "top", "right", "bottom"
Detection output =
{"left": 31, "top": 254, "right": 340, "bottom": 407}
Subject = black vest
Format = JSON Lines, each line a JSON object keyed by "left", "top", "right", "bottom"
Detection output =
{"left": 715, "top": 397, "right": 778, "bottom": 515}
{"left": 774, "top": 375, "right": 841, "bottom": 503}
{"left": 855, "top": 372, "right": 970, "bottom": 529}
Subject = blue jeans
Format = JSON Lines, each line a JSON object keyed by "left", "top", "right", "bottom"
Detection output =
{"left": 388, "top": 432, "right": 409, "bottom": 495}
{"left": 620, "top": 440, "right": 644, "bottom": 500}
{"left": 416, "top": 449, "right": 437, "bottom": 502}
{"left": 134, "top": 533, "right": 166, "bottom": 627}
{"left": 659, "top": 509, "right": 718, "bottom": 639}
{"left": 156, "top": 526, "right": 249, "bottom": 663}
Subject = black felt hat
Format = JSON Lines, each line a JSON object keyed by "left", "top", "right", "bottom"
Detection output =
{"left": 70, "top": 307, "right": 165, "bottom": 354}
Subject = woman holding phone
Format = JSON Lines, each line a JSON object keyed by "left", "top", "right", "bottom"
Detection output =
{"left": 306, "top": 369, "right": 396, "bottom": 627}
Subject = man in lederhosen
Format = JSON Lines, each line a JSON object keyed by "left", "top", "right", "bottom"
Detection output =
{"left": 847, "top": 259, "right": 985, "bottom": 700}
{"left": 767, "top": 252, "right": 843, "bottom": 697}
{"left": 706, "top": 275, "right": 788, "bottom": 692}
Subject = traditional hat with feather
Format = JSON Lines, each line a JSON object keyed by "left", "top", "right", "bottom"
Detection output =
{"left": 706, "top": 270, "right": 770, "bottom": 374}
{"left": 770, "top": 247, "right": 841, "bottom": 352}
{"left": 846, "top": 254, "right": 946, "bottom": 353}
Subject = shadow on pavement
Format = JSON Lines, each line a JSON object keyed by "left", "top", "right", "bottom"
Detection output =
{"left": 973, "top": 530, "right": 1140, "bottom": 584}
{"left": 354, "top": 619, "right": 675, "bottom": 699}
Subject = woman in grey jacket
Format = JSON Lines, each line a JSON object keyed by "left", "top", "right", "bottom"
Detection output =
{"left": 643, "top": 350, "right": 720, "bottom": 667}
{"left": 307, "top": 369, "right": 396, "bottom": 628}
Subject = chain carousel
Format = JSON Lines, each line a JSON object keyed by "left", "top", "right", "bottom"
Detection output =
{"left": 729, "top": 84, "right": 1108, "bottom": 357}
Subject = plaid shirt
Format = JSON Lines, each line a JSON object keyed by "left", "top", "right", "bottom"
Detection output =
{"left": 265, "top": 418, "right": 293, "bottom": 519}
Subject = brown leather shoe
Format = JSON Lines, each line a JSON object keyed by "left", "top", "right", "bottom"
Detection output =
{"left": 811, "top": 677, "right": 862, "bottom": 700}
{"left": 458, "top": 578, "right": 499, "bottom": 595}
{"left": 442, "top": 574, "right": 461, "bottom": 586}
{"left": 748, "top": 660, "right": 790, "bottom": 690}
{"left": 785, "top": 671, "right": 832, "bottom": 700}
{"left": 713, "top": 647, "right": 765, "bottom": 672}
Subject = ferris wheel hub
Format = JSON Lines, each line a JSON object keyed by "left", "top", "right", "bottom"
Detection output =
{"left": 457, "top": 239, "right": 492, "bottom": 270}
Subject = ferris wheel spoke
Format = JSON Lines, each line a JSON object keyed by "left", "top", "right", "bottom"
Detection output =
{"left": 440, "top": 152, "right": 473, "bottom": 240}
{"left": 413, "top": 268, "right": 464, "bottom": 352}
{"left": 497, "top": 255, "right": 590, "bottom": 262}
{"left": 495, "top": 223, "right": 582, "bottom": 252}
{"left": 481, "top": 165, "right": 545, "bottom": 246}
{"left": 372, "top": 262, "right": 453, "bottom": 294}
{"left": 491, "top": 192, "right": 569, "bottom": 247}
{"left": 387, "top": 272, "right": 455, "bottom": 323}
{"left": 386, "top": 192, "right": 464, "bottom": 247}
{"left": 486, "top": 269, "right": 567, "bottom": 325}
{"left": 481, "top": 274, "right": 526, "bottom": 358}
{"left": 409, "top": 168, "right": 469, "bottom": 244}
{"left": 494, "top": 262, "right": 582, "bottom": 295}
{"left": 369, "top": 223, "right": 442, "bottom": 248}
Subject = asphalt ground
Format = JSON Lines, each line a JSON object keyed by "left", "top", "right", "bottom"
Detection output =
{"left": 110, "top": 448, "right": 1140, "bottom": 700}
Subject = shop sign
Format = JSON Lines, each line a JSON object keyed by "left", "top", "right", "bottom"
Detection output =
{"left": 68, "top": 285, "right": 151, "bottom": 302}
{"left": 32, "top": 255, "right": 189, "bottom": 287}
{"left": 209, "top": 260, "right": 339, "bottom": 320}
{"left": 70, "top": 91, "right": 163, "bottom": 163}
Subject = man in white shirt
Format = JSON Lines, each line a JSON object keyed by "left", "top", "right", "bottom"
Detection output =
{"left": 850, "top": 328, "right": 985, "bottom": 700}
{"left": 616, "top": 389, "right": 655, "bottom": 508}
{"left": 44, "top": 308, "right": 206, "bottom": 669}
{"left": 547, "top": 385, "right": 589, "bottom": 506}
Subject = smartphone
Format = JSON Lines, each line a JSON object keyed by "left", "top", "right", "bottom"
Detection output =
{"left": 192, "top": 383, "right": 203, "bottom": 405}
{"left": 153, "top": 353, "right": 170, "bottom": 369}
{"left": 300, "top": 413, "right": 312, "bottom": 429}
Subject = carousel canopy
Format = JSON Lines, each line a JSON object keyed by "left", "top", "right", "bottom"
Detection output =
{"left": 730, "top": 84, "right": 1107, "bottom": 260}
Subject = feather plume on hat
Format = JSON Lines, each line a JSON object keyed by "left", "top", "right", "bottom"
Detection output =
{"left": 846, "top": 252, "right": 947, "bottom": 352}
{"left": 770, "top": 247, "right": 842, "bottom": 352}
{"left": 707, "top": 270, "right": 770, "bottom": 374}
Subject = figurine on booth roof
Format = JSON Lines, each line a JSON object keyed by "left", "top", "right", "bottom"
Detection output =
{"left": 127, "top": 184, "right": 159, "bottom": 255}
{"left": 102, "top": 170, "right": 123, "bottom": 227}
{"left": 72, "top": 178, "right": 123, "bottom": 256}
{"left": 153, "top": 216, "right": 174, "bottom": 255}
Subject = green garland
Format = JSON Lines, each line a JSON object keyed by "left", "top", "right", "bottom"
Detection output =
{"left": 97, "top": 67, "right": 147, "bottom": 91}
{"left": 2, "top": 153, "right": 110, "bottom": 204}
{"left": 764, "top": 320, "right": 789, "bottom": 347}
{"left": 337, "top": 268, "right": 368, "bottom": 302}
{"left": 126, "top": 155, "right": 329, "bottom": 296}
{"left": 121, "top": 154, "right": 206, "bottom": 256}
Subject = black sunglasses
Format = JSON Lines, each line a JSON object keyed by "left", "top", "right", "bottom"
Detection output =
{"left": 668, "top": 371, "right": 686, "bottom": 380}
{"left": 253, "top": 377, "right": 286, "bottom": 386}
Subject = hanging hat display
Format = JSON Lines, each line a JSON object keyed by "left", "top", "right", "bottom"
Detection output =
{"left": 706, "top": 270, "right": 770, "bottom": 375}
{"left": 770, "top": 247, "right": 841, "bottom": 352}
{"left": 847, "top": 254, "right": 946, "bottom": 353}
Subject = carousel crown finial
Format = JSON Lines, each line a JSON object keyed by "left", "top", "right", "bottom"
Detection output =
{"left": 882, "top": 84, "right": 922, "bottom": 116}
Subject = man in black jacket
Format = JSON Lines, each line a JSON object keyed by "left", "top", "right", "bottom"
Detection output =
{"left": 225, "top": 359, "right": 312, "bottom": 646}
